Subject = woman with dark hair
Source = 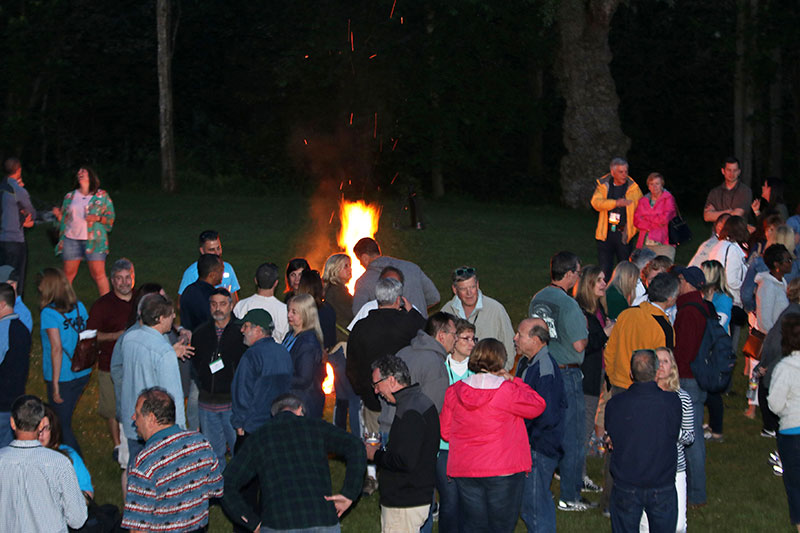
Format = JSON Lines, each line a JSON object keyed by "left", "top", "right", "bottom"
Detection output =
{"left": 751, "top": 177, "right": 789, "bottom": 231}
{"left": 283, "top": 257, "right": 309, "bottom": 303}
{"left": 768, "top": 313, "right": 800, "bottom": 532}
{"left": 296, "top": 269, "right": 337, "bottom": 350}
{"left": 38, "top": 267, "right": 91, "bottom": 456}
{"left": 709, "top": 215, "right": 750, "bottom": 343}
{"left": 39, "top": 405, "right": 93, "bottom": 498}
{"left": 440, "top": 338, "right": 546, "bottom": 532}
{"left": 53, "top": 167, "right": 115, "bottom": 295}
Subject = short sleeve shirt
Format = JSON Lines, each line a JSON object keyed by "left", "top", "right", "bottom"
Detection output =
{"left": 40, "top": 302, "right": 91, "bottom": 382}
{"left": 87, "top": 292, "right": 133, "bottom": 371}
{"left": 705, "top": 181, "right": 753, "bottom": 214}
{"left": 178, "top": 261, "right": 240, "bottom": 295}
{"left": 528, "top": 286, "right": 588, "bottom": 365}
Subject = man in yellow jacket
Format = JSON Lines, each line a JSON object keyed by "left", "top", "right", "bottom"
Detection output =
{"left": 590, "top": 158, "right": 643, "bottom": 279}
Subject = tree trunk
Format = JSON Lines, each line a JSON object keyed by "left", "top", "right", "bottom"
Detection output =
{"left": 528, "top": 67, "right": 544, "bottom": 178}
{"left": 768, "top": 47, "right": 782, "bottom": 177}
{"left": 427, "top": 7, "right": 444, "bottom": 199}
{"left": 556, "top": 0, "right": 629, "bottom": 209}
{"left": 157, "top": 0, "right": 177, "bottom": 192}
{"left": 735, "top": 0, "right": 758, "bottom": 187}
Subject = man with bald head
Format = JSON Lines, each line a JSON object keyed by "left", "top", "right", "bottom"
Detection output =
{"left": 516, "top": 317, "right": 567, "bottom": 530}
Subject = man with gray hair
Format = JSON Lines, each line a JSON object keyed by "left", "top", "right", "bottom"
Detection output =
{"left": 440, "top": 266, "right": 516, "bottom": 370}
{"left": 591, "top": 157, "right": 643, "bottom": 279}
{"left": 368, "top": 355, "right": 440, "bottom": 532}
{"left": 347, "top": 276, "right": 426, "bottom": 495}
{"left": 88, "top": 257, "right": 135, "bottom": 463}
{"left": 630, "top": 248, "right": 657, "bottom": 306}
{"left": 605, "top": 350, "right": 682, "bottom": 532}
{"left": 347, "top": 277, "right": 426, "bottom": 436}
{"left": 515, "top": 317, "right": 567, "bottom": 531}
{"left": 605, "top": 272, "right": 678, "bottom": 392}
{"left": 0, "top": 394, "right": 87, "bottom": 532}
{"left": 223, "top": 393, "right": 365, "bottom": 532}
{"left": 114, "top": 294, "right": 186, "bottom": 470}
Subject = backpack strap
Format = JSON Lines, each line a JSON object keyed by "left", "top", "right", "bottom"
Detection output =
{"left": 652, "top": 314, "right": 674, "bottom": 349}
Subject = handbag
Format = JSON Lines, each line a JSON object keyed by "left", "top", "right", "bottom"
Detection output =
{"left": 742, "top": 328, "right": 766, "bottom": 361}
{"left": 58, "top": 306, "right": 98, "bottom": 372}
{"left": 668, "top": 203, "right": 692, "bottom": 245}
{"left": 71, "top": 331, "right": 99, "bottom": 372}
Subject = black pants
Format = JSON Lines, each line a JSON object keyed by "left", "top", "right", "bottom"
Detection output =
{"left": 232, "top": 432, "right": 260, "bottom": 533}
{"left": 759, "top": 380, "right": 780, "bottom": 433}
{"left": 597, "top": 232, "right": 631, "bottom": 281}
{"left": 705, "top": 392, "right": 724, "bottom": 434}
{"left": 0, "top": 240, "right": 26, "bottom": 296}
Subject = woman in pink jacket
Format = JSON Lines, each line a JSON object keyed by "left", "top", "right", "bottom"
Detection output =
{"left": 440, "top": 338, "right": 546, "bottom": 533}
{"left": 634, "top": 172, "right": 678, "bottom": 260}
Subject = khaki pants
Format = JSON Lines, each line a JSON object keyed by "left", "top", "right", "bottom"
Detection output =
{"left": 381, "top": 504, "right": 430, "bottom": 533}
{"left": 361, "top": 405, "right": 381, "bottom": 435}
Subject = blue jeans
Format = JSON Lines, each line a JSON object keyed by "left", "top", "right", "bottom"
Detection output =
{"left": 679, "top": 378, "right": 707, "bottom": 504}
{"left": 521, "top": 449, "right": 558, "bottom": 533}
{"left": 127, "top": 437, "right": 145, "bottom": 470}
{"left": 611, "top": 484, "right": 677, "bottom": 533}
{"left": 46, "top": 375, "right": 90, "bottom": 457}
{"left": 778, "top": 433, "right": 800, "bottom": 525}
{"left": 455, "top": 472, "right": 525, "bottom": 533}
{"left": 0, "top": 411, "right": 12, "bottom": 447}
{"left": 436, "top": 450, "right": 460, "bottom": 533}
{"left": 558, "top": 367, "right": 585, "bottom": 502}
{"left": 198, "top": 405, "right": 236, "bottom": 464}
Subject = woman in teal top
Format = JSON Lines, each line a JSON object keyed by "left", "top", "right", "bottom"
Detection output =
{"left": 39, "top": 405, "right": 93, "bottom": 497}
{"left": 38, "top": 267, "right": 91, "bottom": 457}
{"left": 437, "top": 319, "right": 476, "bottom": 533}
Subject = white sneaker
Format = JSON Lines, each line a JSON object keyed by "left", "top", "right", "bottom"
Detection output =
{"left": 557, "top": 499, "right": 596, "bottom": 512}
{"left": 581, "top": 475, "right": 601, "bottom": 493}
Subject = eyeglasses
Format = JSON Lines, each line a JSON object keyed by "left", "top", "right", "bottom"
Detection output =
{"left": 372, "top": 376, "right": 388, "bottom": 388}
{"left": 457, "top": 335, "right": 477, "bottom": 343}
{"left": 454, "top": 267, "right": 476, "bottom": 278}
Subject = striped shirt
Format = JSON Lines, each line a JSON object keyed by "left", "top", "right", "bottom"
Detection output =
{"left": 0, "top": 439, "right": 87, "bottom": 532}
{"left": 676, "top": 388, "right": 695, "bottom": 472}
{"left": 122, "top": 426, "right": 223, "bottom": 532}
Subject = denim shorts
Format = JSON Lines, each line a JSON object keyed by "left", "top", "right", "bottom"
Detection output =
{"left": 62, "top": 237, "right": 106, "bottom": 261}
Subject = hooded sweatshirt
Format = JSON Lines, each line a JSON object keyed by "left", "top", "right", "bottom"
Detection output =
{"left": 768, "top": 352, "right": 800, "bottom": 431}
{"left": 440, "top": 373, "right": 546, "bottom": 478}
{"left": 754, "top": 271, "right": 789, "bottom": 334}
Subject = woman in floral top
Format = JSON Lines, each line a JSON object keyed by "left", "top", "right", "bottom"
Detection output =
{"left": 53, "top": 167, "right": 115, "bottom": 295}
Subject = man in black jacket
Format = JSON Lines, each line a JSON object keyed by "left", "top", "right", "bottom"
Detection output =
{"left": 367, "top": 354, "right": 439, "bottom": 532}
{"left": 190, "top": 288, "right": 247, "bottom": 464}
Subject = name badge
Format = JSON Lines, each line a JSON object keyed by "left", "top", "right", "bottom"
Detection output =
{"left": 209, "top": 357, "right": 225, "bottom": 374}
{"left": 608, "top": 212, "right": 621, "bottom": 225}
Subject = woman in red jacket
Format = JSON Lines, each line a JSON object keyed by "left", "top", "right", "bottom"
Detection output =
{"left": 440, "top": 338, "right": 546, "bottom": 533}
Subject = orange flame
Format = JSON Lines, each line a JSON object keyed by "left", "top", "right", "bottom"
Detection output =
{"left": 323, "top": 362, "right": 334, "bottom": 395}
{"left": 338, "top": 200, "right": 382, "bottom": 294}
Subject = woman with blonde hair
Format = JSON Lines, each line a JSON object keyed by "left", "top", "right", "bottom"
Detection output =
{"left": 322, "top": 253, "right": 353, "bottom": 341}
{"left": 38, "top": 267, "right": 91, "bottom": 456}
{"left": 606, "top": 261, "right": 638, "bottom": 319}
{"left": 701, "top": 260, "right": 734, "bottom": 442}
{"left": 639, "top": 347, "right": 694, "bottom": 533}
{"left": 283, "top": 293, "right": 326, "bottom": 418}
{"left": 634, "top": 172, "right": 678, "bottom": 260}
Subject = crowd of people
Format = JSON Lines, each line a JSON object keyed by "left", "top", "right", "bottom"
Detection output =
{"left": 0, "top": 154, "right": 799, "bottom": 533}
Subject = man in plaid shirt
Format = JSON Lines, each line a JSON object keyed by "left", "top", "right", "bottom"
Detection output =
{"left": 122, "top": 388, "right": 223, "bottom": 533}
{"left": 222, "top": 393, "right": 366, "bottom": 532}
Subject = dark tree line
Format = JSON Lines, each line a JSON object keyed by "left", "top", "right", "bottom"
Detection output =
{"left": 1, "top": 1, "right": 798, "bottom": 209}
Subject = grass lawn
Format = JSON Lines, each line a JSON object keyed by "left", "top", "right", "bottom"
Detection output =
{"left": 18, "top": 188, "right": 792, "bottom": 531}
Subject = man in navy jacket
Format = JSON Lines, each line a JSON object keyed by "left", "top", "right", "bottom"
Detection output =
{"left": 606, "top": 349, "right": 682, "bottom": 532}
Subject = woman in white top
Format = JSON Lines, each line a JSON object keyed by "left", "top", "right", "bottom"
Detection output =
{"left": 708, "top": 215, "right": 749, "bottom": 346}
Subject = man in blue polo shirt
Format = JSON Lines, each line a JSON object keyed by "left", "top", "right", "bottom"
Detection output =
{"left": 178, "top": 229, "right": 240, "bottom": 302}
{"left": 606, "top": 349, "right": 682, "bottom": 532}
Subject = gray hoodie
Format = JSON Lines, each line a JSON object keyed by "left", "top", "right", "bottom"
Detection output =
{"left": 378, "top": 330, "right": 449, "bottom": 433}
